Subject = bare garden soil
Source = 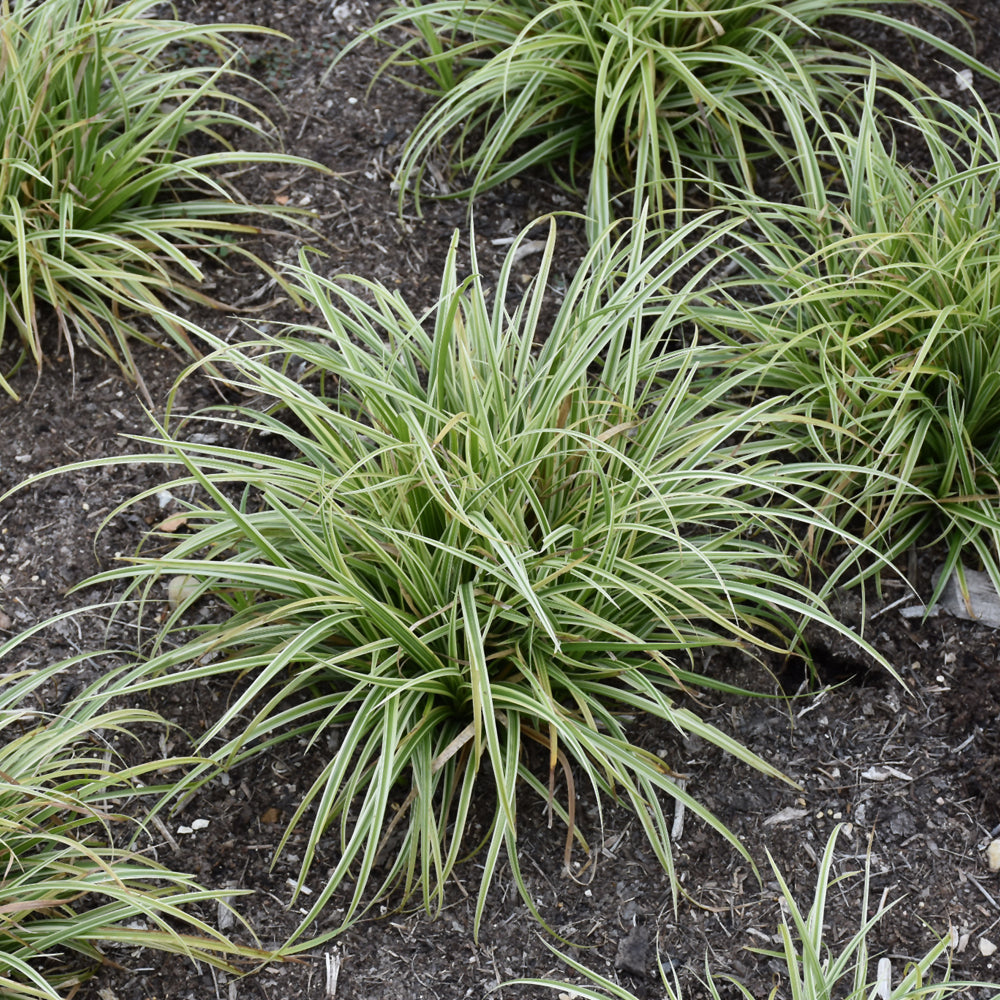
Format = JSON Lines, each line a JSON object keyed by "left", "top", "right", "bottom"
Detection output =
{"left": 3, "top": 2, "right": 1000, "bottom": 998}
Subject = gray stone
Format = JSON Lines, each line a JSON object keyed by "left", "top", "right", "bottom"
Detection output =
{"left": 932, "top": 564, "right": 1000, "bottom": 628}
{"left": 615, "top": 924, "right": 650, "bottom": 977}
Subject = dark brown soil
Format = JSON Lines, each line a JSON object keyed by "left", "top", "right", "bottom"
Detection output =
{"left": 3, "top": 2, "right": 1000, "bottom": 998}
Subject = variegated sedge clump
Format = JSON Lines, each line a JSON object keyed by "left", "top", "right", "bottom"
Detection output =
{"left": 334, "top": 0, "right": 996, "bottom": 239}
{"left": 80, "top": 219, "right": 877, "bottom": 944}
{"left": 687, "top": 86, "right": 1000, "bottom": 604}
{"left": 516, "top": 826, "right": 992, "bottom": 1000}
{"left": 0, "top": 643, "right": 269, "bottom": 1000}
{"left": 0, "top": 0, "right": 318, "bottom": 398}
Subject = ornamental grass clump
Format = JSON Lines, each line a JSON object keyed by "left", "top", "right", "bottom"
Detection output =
{"left": 79, "top": 220, "right": 877, "bottom": 942}
{"left": 339, "top": 0, "right": 994, "bottom": 237}
{"left": 0, "top": 0, "right": 315, "bottom": 399}
{"left": 686, "top": 87, "right": 1000, "bottom": 600}
{"left": 0, "top": 655, "right": 268, "bottom": 999}
{"left": 517, "top": 826, "right": 995, "bottom": 1000}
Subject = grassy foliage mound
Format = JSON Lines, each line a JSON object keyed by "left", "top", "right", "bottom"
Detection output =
{"left": 0, "top": 0, "right": 312, "bottom": 397}
{"left": 344, "top": 0, "right": 994, "bottom": 235}
{"left": 79, "top": 222, "right": 872, "bottom": 942}
{"left": 0, "top": 653, "right": 267, "bottom": 1000}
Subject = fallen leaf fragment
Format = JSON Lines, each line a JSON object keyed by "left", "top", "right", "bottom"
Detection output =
{"left": 158, "top": 514, "right": 188, "bottom": 533}
{"left": 987, "top": 839, "right": 1000, "bottom": 872}
{"left": 876, "top": 957, "right": 891, "bottom": 999}
{"left": 326, "top": 950, "right": 342, "bottom": 998}
{"left": 217, "top": 895, "right": 238, "bottom": 932}
{"left": 167, "top": 575, "right": 199, "bottom": 609}
{"left": 861, "top": 765, "right": 913, "bottom": 782}
{"left": 763, "top": 806, "right": 809, "bottom": 826}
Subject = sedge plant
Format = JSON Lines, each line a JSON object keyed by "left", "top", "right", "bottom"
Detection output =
{"left": 69, "top": 218, "right": 885, "bottom": 944}
{"left": 685, "top": 82, "right": 1000, "bottom": 605}
{"left": 514, "top": 825, "right": 998, "bottom": 1000}
{"left": 334, "top": 0, "right": 997, "bottom": 239}
{"left": 0, "top": 641, "right": 273, "bottom": 999}
{"left": 0, "top": 0, "right": 319, "bottom": 400}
